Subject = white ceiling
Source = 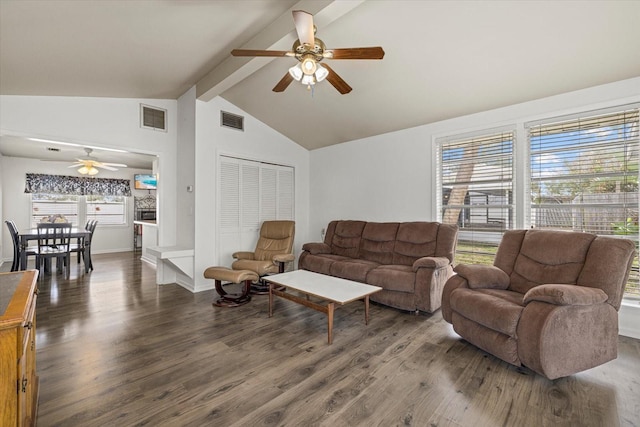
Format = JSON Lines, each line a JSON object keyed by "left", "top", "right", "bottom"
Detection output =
{"left": 1, "top": 0, "right": 640, "bottom": 160}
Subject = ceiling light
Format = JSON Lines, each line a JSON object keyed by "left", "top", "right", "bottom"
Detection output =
{"left": 78, "top": 165, "right": 99, "bottom": 175}
{"left": 288, "top": 64, "right": 303, "bottom": 81}
{"left": 301, "top": 74, "right": 315, "bottom": 86}
{"left": 315, "top": 64, "right": 329, "bottom": 82}
{"left": 301, "top": 56, "right": 317, "bottom": 75}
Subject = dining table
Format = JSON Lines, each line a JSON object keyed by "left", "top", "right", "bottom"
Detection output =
{"left": 19, "top": 227, "right": 92, "bottom": 272}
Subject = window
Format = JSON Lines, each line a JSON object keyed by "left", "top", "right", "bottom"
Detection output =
{"left": 31, "top": 193, "right": 79, "bottom": 227}
{"left": 437, "top": 129, "right": 515, "bottom": 265}
{"left": 31, "top": 194, "right": 127, "bottom": 227}
{"left": 87, "top": 195, "right": 127, "bottom": 225}
{"left": 528, "top": 107, "right": 640, "bottom": 296}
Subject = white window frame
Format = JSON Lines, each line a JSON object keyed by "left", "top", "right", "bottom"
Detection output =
{"left": 525, "top": 104, "right": 640, "bottom": 296}
{"left": 31, "top": 194, "right": 127, "bottom": 228}
{"left": 436, "top": 126, "right": 516, "bottom": 265}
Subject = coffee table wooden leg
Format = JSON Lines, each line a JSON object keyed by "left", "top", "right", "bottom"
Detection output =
{"left": 327, "top": 302, "right": 335, "bottom": 345}
{"left": 364, "top": 295, "right": 370, "bottom": 325}
{"left": 268, "top": 282, "right": 273, "bottom": 318}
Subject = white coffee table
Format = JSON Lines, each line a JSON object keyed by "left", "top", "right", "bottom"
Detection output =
{"left": 264, "top": 270, "right": 382, "bottom": 344}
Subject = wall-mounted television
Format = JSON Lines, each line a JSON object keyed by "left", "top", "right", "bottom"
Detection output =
{"left": 134, "top": 174, "right": 157, "bottom": 190}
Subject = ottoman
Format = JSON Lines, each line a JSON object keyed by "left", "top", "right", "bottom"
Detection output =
{"left": 203, "top": 267, "right": 258, "bottom": 307}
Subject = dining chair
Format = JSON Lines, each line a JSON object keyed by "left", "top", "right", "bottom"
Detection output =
{"left": 82, "top": 220, "right": 97, "bottom": 272}
{"left": 69, "top": 220, "right": 97, "bottom": 272}
{"left": 5, "top": 220, "right": 37, "bottom": 271}
{"left": 36, "top": 222, "right": 72, "bottom": 278}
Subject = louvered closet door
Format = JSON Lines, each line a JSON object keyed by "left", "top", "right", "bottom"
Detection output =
{"left": 218, "top": 156, "right": 295, "bottom": 265}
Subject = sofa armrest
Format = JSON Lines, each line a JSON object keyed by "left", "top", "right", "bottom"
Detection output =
{"left": 302, "top": 242, "right": 332, "bottom": 255}
{"left": 442, "top": 274, "right": 470, "bottom": 323}
{"left": 523, "top": 284, "right": 608, "bottom": 306}
{"left": 412, "top": 256, "right": 450, "bottom": 271}
{"left": 232, "top": 251, "right": 255, "bottom": 260}
{"left": 453, "top": 264, "right": 510, "bottom": 289}
{"left": 272, "top": 253, "right": 295, "bottom": 264}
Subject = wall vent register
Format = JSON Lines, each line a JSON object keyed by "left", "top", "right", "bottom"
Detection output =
{"left": 221, "top": 111, "right": 244, "bottom": 131}
{"left": 140, "top": 104, "right": 167, "bottom": 131}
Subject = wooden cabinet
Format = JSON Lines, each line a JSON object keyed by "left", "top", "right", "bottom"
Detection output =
{"left": 0, "top": 270, "right": 39, "bottom": 427}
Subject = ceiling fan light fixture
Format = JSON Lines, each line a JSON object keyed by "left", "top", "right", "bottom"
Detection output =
{"left": 315, "top": 64, "right": 329, "bottom": 82}
{"left": 301, "top": 56, "right": 317, "bottom": 75}
{"left": 78, "top": 165, "right": 99, "bottom": 175}
{"left": 301, "top": 74, "right": 315, "bottom": 86}
{"left": 288, "top": 63, "right": 303, "bottom": 81}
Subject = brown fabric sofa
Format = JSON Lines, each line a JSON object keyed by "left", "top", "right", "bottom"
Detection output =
{"left": 442, "top": 229, "right": 636, "bottom": 379}
{"left": 298, "top": 220, "right": 458, "bottom": 313}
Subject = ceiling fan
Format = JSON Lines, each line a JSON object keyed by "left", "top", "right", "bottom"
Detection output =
{"left": 231, "top": 10, "right": 385, "bottom": 94}
{"left": 69, "top": 148, "right": 127, "bottom": 175}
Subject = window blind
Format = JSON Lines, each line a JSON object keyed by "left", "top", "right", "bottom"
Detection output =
{"left": 528, "top": 106, "right": 639, "bottom": 295}
{"left": 437, "top": 129, "right": 515, "bottom": 265}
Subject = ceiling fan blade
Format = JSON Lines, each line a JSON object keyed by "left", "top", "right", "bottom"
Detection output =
{"left": 273, "top": 72, "right": 294, "bottom": 92}
{"left": 231, "top": 49, "right": 292, "bottom": 57}
{"left": 324, "top": 47, "right": 385, "bottom": 60}
{"left": 323, "top": 64, "right": 352, "bottom": 94}
{"left": 97, "top": 164, "right": 118, "bottom": 171}
{"left": 292, "top": 10, "right": 314, "bottom": 46}
{"left": 100, "top": 162, "right": 127, "bottom": 168}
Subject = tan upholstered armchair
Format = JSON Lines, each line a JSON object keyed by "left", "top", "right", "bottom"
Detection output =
{"left": 232, "top": 220, "right": 295, "bottom": 291}
{"left": 442, "top": 229, "right": 636, "bottom": 380}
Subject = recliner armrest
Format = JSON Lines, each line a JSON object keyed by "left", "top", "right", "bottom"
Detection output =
{"left": 272, "top": 253, "right": 295, "bottom": 264}
{"left": 523, "top": 284, "right": 608, "bottom": 306}
{"left": 232, "top": 251, "right": 255, "bottom": 260}
{"left": 412, "top": 256, "right": 450, "bottom": 271}
{"left": 453, "top": 264, "right": 510, "bottom": 289}
{"left": 302, "top": 242, "right": 332, "bottom": 255}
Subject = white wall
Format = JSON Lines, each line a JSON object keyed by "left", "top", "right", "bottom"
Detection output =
{"left": 192, "top": 96, "right": 310, "bottom": 291}
{"left": 0, "top": 95, "right": 178, "bottom": 253}
{"left": 176, "top": 87, "right": 196, "bottom": 249}
{"left": 1, "top": 156, "right": 153, "bottom": 260}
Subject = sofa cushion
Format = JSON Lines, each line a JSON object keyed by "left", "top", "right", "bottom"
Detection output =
{"left": 393, "top": 222, "right": 439, "bottom": 266}
{"left": 450, "top": 288, "right": 524, "bottom": 337}
{"left": 302, "top": 242, "right": 331, "bottom": 255}
{"left": 329, "top": 259, "right": 380, "bottom": 282}
{"left": 301, "top": 254, "right": 352, "bottom": 276}
{"left": 523, "top": 284, "right": 608, "bottom": 306}
{"left": 452, "top": 312, "right": 521, "bottom": 366}
{"left": 328, "top": 221, "right": 367, "bottom": 258}
{"left": 454, "top": 264, "right": 510, "bottom": 289}
{"left": 509, "top": 230, "right": 596, "bottom": 294}
{"left": 359, "top": 222, "right": 399, "bottom": 264}
{"left": 367, "top": 265, "right": 415, "bottom": 293}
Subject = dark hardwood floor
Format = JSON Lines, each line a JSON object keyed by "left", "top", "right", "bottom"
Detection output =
{"left": 6, "top": 252, "right": 640, "bottom": 426}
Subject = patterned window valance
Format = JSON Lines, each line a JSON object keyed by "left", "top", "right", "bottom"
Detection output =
{"left": 25, "top": 173, "right": 132, "bottom": 197}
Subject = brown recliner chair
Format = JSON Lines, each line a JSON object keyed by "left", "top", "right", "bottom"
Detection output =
{"left": 442, "top": 229, "right": 636, "bottom": 380}
{"left": 232, "top": 220, "right": 295, "bottom": 292}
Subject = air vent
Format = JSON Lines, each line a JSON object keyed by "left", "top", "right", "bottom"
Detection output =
{"left": 140, "top": 104, "right": 167, "bottom": 132}
{"left": 220, "top": 111, "right": 244, "bottom": 131}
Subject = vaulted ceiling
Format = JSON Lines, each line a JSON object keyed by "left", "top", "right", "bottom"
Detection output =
{"left": 2, "top": 0, "right": 640, "bottom": 156}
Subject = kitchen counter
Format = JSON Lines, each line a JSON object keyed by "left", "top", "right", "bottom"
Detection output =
{"left": 133, "top": 221, "right": 158, "bottom": 265}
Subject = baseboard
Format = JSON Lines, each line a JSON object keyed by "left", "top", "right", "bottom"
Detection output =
{"left": 619, "top": 299, "right": 640, "bottom": 340}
